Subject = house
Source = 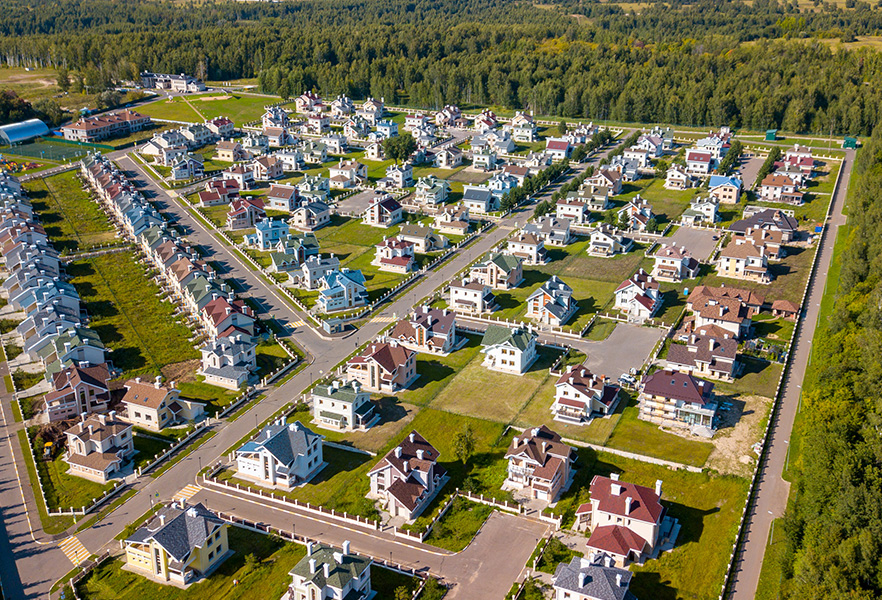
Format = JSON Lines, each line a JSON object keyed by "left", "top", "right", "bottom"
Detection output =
{"left": 63, "top": 412, "right": 133, "bottom": 483}
{"left": 328, "top": 159, "right": 367, "bottom": 189}
{"left": 622, "top": 146, "right": 651, "bottom": 168}
{"left": 244, "top": 219, "right": 289, "bottom": 250}
{"left": 551, "top": 554, "right": 635, "bottom": 600}
{"left": 608, "top": 156, "right": 641, "bottom": 182}
{"left": 686, "top": 286, "right": 760, "bottom": 339}
{"left": 376, "top": 120, "right": 398, "bottom": 139}
{"left": 251, "top": 155, "right": 284, "bottom": 181}
{"left": 295, "top": 90, "right": 322, "bottom": 114}
{"left": 526, "top": 276, "right": 577, "bottom": 326}
{"left": 289, "top": 199, "right": 331, "bottom": 232}
{"left": 404, "top": 113, "right": 430, "bottom": 131}
{"left": 680, "top": 196, "right": 719, "bottom": 225}
{"left": 39, "top": 327, "right": 107, "bottom": 378}
{"left": 329, "top": 95, "right": 355, "bottom": 116}
{"left": 305, "top": 113, "right": 330, "bottom": 135}
{"left": 141, "top": 71, "right": 206, "bottom": 93}
{"left": 362, "top": 194, "right": 403, "bottom": 228}
{"left": 552, "top": 366, "right": 620, "bottom": 425}
{"left": 119, "top": 377, "right": 205, "bottom": 432}
{"left": 685, "top": 150, "right": 713, "bottom": 175}
{"left": 42, "top": 363, "right": 111, "bottom": 422}
{"left": 199, "top": 334, "right": 257, "bottom": 390}
{"left": 665, "top": 164, "right": 697, "bottom": 190}
{"left": 365, "top": 141, "right": 384, "bottom": 160}
{"left": 373, "top": 237, "right": 416, "bottom": 273}
{"left": 716, "top": 240, "right": 772, "bottom": 283}
{"left": 434, "top": 146, "right": 463, "bottom": 168}
{"left": 343, "top": 117, "right": 371, "bottom": 140}
{"left": 205, "top": 116, "right": 234, "bottom": 138}
{"left": 772, "top": 299, "right": 800, "bottom": 320}
{"left": 198, "top": 179, "right": 239, "bottom": 207}
{"left": 667, "top": 328, "right": 738, "bottom": 382}
{"left": 588, "top": 224, "right": 633, "bottom": 257}
{"left": 462, "top": 186, "right": 498, "bottom": 213}
{"left": 546, "top": 138, "right": 573, "bottom": 161}
{"left": 236, "top": 420, "right": 324, "bottom": 489}
{"left": 434, "top": 205, "right": 471, "bottom": 236}
{"left": 298, "top": 255, "right": 341, "bottom": 290}
{"left": 242, "top": 132, "right": 269, "bottom": 156}
{"left": 227, "top": 197, "right": 265, "bottom": 230}
{"left": 730, "top": 209, "right": 798, "bottom": 243}
{"left": 635, "top": 133, "right": 665, "bottom": 157}
{"left": 263, "top": 107, "right": 290, "bottom": 129}
{"left": 367, "top": 431, "right": 446, "bottom": 521}
{"left": 201, "top": 296, "right": 256, "bottom": 339}
{"left": 502, "top": 164, "right": 531, "bottom": 186}
{"left": 179, "top": 124, "right": 212, "bottom": 149}
{"left": 638, "top": 369, "right": 718, "bottom": 431}
{"left": 389, "top": 306, "right": 457, "bottom": 355}
{"left": 556, "top": 195, "right": 591, "bottom": 225}
{"left": 385, "top": 162, "right": 413, "bottom": 188}
{"left": 414, "top": 176, "right": 450, "bottom": 206}
{"left": 708, "top": 175, "right": 742, "bottom": 204}
{"left": 470, "top": 252, "right": 523, "bottom": 289}
{"left": 616, "top": 197, "right": 654, "bottom": 232}
{"left": 320, "top": 133, "right": 347, "bottom": 155}
{"left": 435, "top": 104, "right": 462, "bottom": 127}
{"left": 357, "top": 97, "right": 385, "bottom": 125}
{"left": 649, "top": 244, "right": 700, "bottom": 282}
{"left": 301, "top": 141, "right": 328, "bottom": 165}
{"left": 296, "top": 174, "right": 331, "bottom": 201}
{"left": 264, "top": 126, "right": 294, "bottom": 148}
{"left": 582, "top": 474, "right": 669, "bottom": 567}
{"left": 586, "top": 170, "right": 623, "bottom": 195}
{"left": 508, "top": 111, "right": 539, "bottom": 142}
{"left": 449, "top": 278, "right": 496, "bottom": 313}
{"left": 504, "top": 425, "right": 575, "bottom": 502}
{"left": 316, "top": 268, "right": 368, "bottom": 312}
{"left": 61, "top": 110, "right": 151, "bottom": 142}
{"left": 472, "top": 147, "right": 497, "bottom": 170}
{"left": 614, "top": 269, "right": 661, "bottom": 322}
{"left": 346, "top": 340, "right": 417, "bottom": 393}
{"left": 524, "top": 216, "right": 572, "bottom": 246}
{"left": 398, "top": 223, "right": 448, "bottom": 253}
{"left": 282, "top": 542, "right": 373, "bottom": 600}
{"left": 170, "top": 154, "right": 204, "bottom": 181}
{"left": 265, "top": 184, "right": 301, "bottom": 213}
{"left": 471, "top": 108, "right": 497, "bottom": 132}
{"left": 759, "top": 174, "right": 803, "bottom": 205}
{"left": 507, "top": 232, "right": 548, "bottom": 265}
{"left": 223, "top": 165, "right": 255, "bottom": 190}
{"left": 311, "top": 380, "right": 378, "bottom": 432}
{"left": 480, "top": 324, "right": 538, "bottom": 375}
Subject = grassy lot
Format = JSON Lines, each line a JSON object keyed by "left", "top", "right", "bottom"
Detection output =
{"left": 13, "top": 369, "right": 44, "bottom": 391}
{"left": 16, "top": 429, "right": 74, "bottom": 534}
{"left": 18, "top": 393, "right": 44, "bottom": 420}
{"left": 615, "top": 177, "right": 700, "bottom": 224}
{"left": 715, "top": 357, "right": 783, "bottom": 400}
{"left": 24, "top": 171, "right": 117, "bottom": 253}
{"left": 584, "top": 318, "right": 618, "bottom": 341}
{"left": 423, "top": 496, "right": 493, "bottom": 551}
{"left": 132, "top": 434, "right": 174, "bottom": 469}
{"left": 751, "top": 313, "right": 796, "bottom": 344}
{"left": 30, "top": 428, "right": 115, "bottom": 511}
{"left": 255, "top": 339, "right": 292, "bottom": 377}
{"left": 604, "top": 397, "right": 715, "bottom": 467}
{"left": 137, "top": 96, "right": 205, "bottom": 122}
{"left": 395, "top": 334, "right": 485, "bottom": 406}
{"left": 536, "top": 538, "right": 583, "bottom": 574}
{"left": 194, "top": 93, "right": 280, "bottom": 124}
{"left": 176, "top": 379, "right": 242, "bottom": 416}
{"left": 67, "top": 251, "right": 199, "bottom": 376}
{"left": 703, "top": 244, "right": 815, "bottom": 304}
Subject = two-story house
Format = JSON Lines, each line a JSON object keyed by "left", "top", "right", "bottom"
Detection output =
{"left": 666, "top": 327, "right": 738, "bottom": 382}
{"left": 282, "top": 542, "right": 373, "bottom": 600}
{"left": 199, "top": 333, "right": 257, "bottom": 390}
{"left": 316, "top": 268, "right": 368, "bottom": 312}
{"left": 504, "top": 425, "right": 576, "bottom": 502}
{"left": 64, "top": 412, "right": 133, "bottom": 483}
{"left": 551, "top": 554, "right": 635, "bottom": 600}
{"left": 388, "top": 306, "right": 457, "bottom": 355}
{"left": 638, "top": 369, "right": 718, "bottom": 431}
{"left": 715, "top": 239, "right": 772, "bottom": 283}
{"left": 120, "top": 377, "right": 204, "bottom": 432}
{"left": 367, "top": 431, "right": 446, "bottom": 521}
{"left": 373, "top": 237, "right": 417, "bottom": 273}
{"left": 507, "top": 232, "right": 548, "bottom": 265}
{"left": 614, "top": 269, "right": 661, "bottom": 322}
{"left": 43, "top": 363, "right": 111, "bottom": 422}
{"left": 649, "top": 244, "right": 700, "bottom": 282}
{"left": 552, "top": 366, "right": 620, "bottom": 425}
{"left": 469, "top": 252, "right": 523, "bottom": 289}
{"left": 526, "top": 276, "right": 577, "bottom": 326}
{"left": 448, "top": 278, "right": 496, "bottom": 313}
{"left": 480, "top": 324, "right": 538, "bottom": 375}
{"left": 346, "top": 340, "right": 418, "bottom": 393}
{"left": 236, "top": 420, "right": 324, "bottom": 489}
{"left": 363, "top": 194, "right": 403, "bottom": 228}
{"left": 311, "top": 380, "right": 378, "bottom": 432}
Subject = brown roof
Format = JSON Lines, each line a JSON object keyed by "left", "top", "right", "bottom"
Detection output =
{"left": 65, "top": 413, "right": 130, "bottom": 444}
{"left": 667, "top": 334, "right": 738, "bottom": 369}
{"left": 368, "top": 431, "right": 439, "bottom": 478}
{"left": 687, "top": 285, "right": 764, "bottom": 309}
{"left": 121, "top": 379, "right": 176, "bottom": 410}
{"left": 719, "top": 240, "right": 766, "bottom": 259}
{"left": 555, "top": 367, "right": 619, "bottom": 408}
{"left": 772, "top": 299, "right": 800, "bottom": 313}
{"left": 349, "top": 341, "right": 414, "bottom": 375}
{"left": 66, "top": 451, "right": 123, "bottom": 473}
{"left": 46, "top": 364, "right": 110, "bottom": 404}
{"left": 589, "top": 475, "right": 665, "bottom": 523}
{"left": 390, "top": 307, "right": 455, "bottom": 343}
{"left": 506, "top": 425, "right": 574, "bottom": 465}
{"left": 587, "top": 524, "right": 649, "bottom": 557}
{"left": 202, "top": 297, "right": 253, "bottom": 328}
{"left": 761, "top": 174, "right": 793, "bottom": 188}
{"left": 641, "top": 369, "right": 714, "bottom": 406}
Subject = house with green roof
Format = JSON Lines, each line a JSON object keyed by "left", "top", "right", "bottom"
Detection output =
{"left": 480, "top": 324, "right": 538, "bottom": 375}
{"left": 39, "top": 326, "right": 106, "bottom": 380}
{"left": 469, "top": 252, "right": 524, "bottom": 290}
{"left": 283, "top": 541, "right": 374, "bottom": 600}
{"left": 311, "top": 379, "right": 378, "bottom": 432}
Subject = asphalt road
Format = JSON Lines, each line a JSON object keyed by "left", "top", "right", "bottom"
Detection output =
{"left": 727, "top": 150, "right": 853, "bottom": 599}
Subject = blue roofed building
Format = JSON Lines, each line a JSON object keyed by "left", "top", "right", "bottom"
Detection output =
{"left": 235, "top": 419, "right": 325, "bottom": 490}
{"left": 0, "top": 119, "right": 50, "bottom": 145}
{"left": 707, "top": 175, "right": 742, "bottom": 204}
{"left": 317, "top": 268, "right": 368, "bottom": 313}
{"left": 244, "top": 218, "right": 289, "bottom": 250}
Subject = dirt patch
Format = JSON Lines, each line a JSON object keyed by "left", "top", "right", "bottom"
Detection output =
{"left": 449, "top": 169, "right": 492, "bottom": 184}
{"left": 706, "top": 394, "right": 772, "bottom": 477}
{"left": 197, "top": 95, "right": 233, "bottom": 102}
{"left": 161, "top": 359, "right": 202, "bottom": 384}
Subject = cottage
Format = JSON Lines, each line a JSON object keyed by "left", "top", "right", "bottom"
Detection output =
{"left": 638, "top": 369, "right": 718, "bottom": 431}
{"left": 708, "top": 175, "right": 742, "bottom": 204}
{"left": 551, "top": 554, "right": 635, "bottom": 600}
{"left": 504, "top": 425, "right": 575, "bottom": 502}
{"left": 385, "top": 162, "right": 413, "bottom": 188}
{"left": 244, "top": 218, "right": 289, "bottom": 250}
{"left": 448, "top": 278, "right": 496, "bottom": 313}
{"left": 667, "top": 327, "right": 738, "bottom": 381}
{"left": 263, "top": 107, "right": 289, "bottom": 129}
{"left": 376, "top": 120, "right": 398, "bottom": 139}
{"left": 462, "top": 186, "right": 498, "bottom": 213}
{"left": 546, "top": 138, "right": 573, "bottom": 161}
{"left": 614, "top": 269, "right": 661, "bottom": 322}
{"left": 588, "top": 224, "right": 633, "bottom": 257}
{"left": 685, "top": 150, "right": 713, "bottom": 175}
{"left": 649, "top": 244, "right": 700, "bottom": 282}
{"left": 508, "top": 111, "right": 539, "bottom": 142}
{"left": 772, "top": 299, "right": 800, "bottom": 320}
{"left": 470, "top": 252, "right": 523, "bottom": 289}
{"left": 686, "top": 285, "right": 762, "bottom": 339}
{"left": 298, "top": 255, "right": 341, "bottom": 290}
{"left": 289, "top": 199, "right": 331, "bottom": 232}
{"left": 236, "top": 420, "right": 324, "bottom": 489}
{"left": 617, "top": 197, "right": 654, "bottom": 232}
{"left": 552, "top": 367, "right": 620, "bottom": 425}
{"left": 226, "top": 197, "right": 265, "bottom": 230}
{"left": 389, "top": 306, "right": 457, "bottom": 355}
{"left": 398, "top": 223, "right": 448, "bottom": 253}
{"left": 730, "top": 209, "right": 798, "bottom": 243}
{"left": 328, "top": 159, "right": 367, "bottom": 189}
{"left": 480, "top": 324, "right": 538, "bottom": 375}
{"left": 61, "top": 110, "right": 151, "bottom": 143}
{"left": 373, "top": 237, "right": 416, "bottom": 273}
{"left": 321, "top": 133, "right": 346, "bottom": 154}
{"left": 63, "top": 412, "right": 133, "bottom": 483}
{"left": 435, "top": 105, "right": 463, "bottom": 127}
{"left": 346, "top": 340, "right": 417, "bottom": 393}
{"left": 311, "top": 380, "right": 377, "bottom": 432}
{"left": 119, "top": 377, "right": 204, "bottom": 432}
{"left": 665, "top": 164, "right": 697, "bottom": 190}
{"left": 357, "top": 97, "right": 385, "bottom": 125}
{"left": 301, "top": 141, "right": 328, "bottom": 165}
{"left": 363, "top": 194, "right": 403, "bottom": 228}
{"left": 367, "top": 431, "right": 446, "bottom": 521}
{"left": 524, "top": 216, "right": 572, "bottom": 246}
{"left": 329, "top": 95, "right": 355, "bottom": 117}
{"left": 414, "top": 176, "right": 450, "bottom": 206}
{"left": 716, "top": 240, "right": 772, "bottom": 283}
{"left": 317, "top": 268, "right": 368, "bottom": 312}
{"left": 365, "top": 141, "right": 384, "bottom": 160}
{"left": 264, "top": 127, "right": 294, "bottom": 148}
{"left": 223, "top": 165, "right": 255, "bottom": 190}
{"left": 472, "top": 147, "right": 498, "bottom": 170}
{"left": 526, "top": 276, "right": 577, "bottom": 326}
{"left": 296, "top": 174, "right": 331, "bottom": 201}
{"left": 586, "top": 170, "right": 623, "bottom": 195}
{"left": 680, "top": 197, "right": 719, "bottom": 225}
{"left": 199, "top": 334, "right": 256, "bottom": 390}
{"left": 759, "top": 174, "right": 803, "bottom": 205}
{"left": 282, "top": 542, "right": 373, "bottom": 600}
{"left": 42, "top": 363, "right": 111, "bottom": 422}
{"left": 507, "top": 232, "right": 548, "bottom": 265}
{"left": 251, "top": 155, "right": 284, "bottom": 181}
{"left": 434, "top": 146, "right": 463, "bottom": 169}
{"left": 205, "top": 116, "right": 234, "bottom": 138}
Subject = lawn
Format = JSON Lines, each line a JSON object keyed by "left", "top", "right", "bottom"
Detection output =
{"left": 13, "top": 369, "right": 44, "bottom": 391}
{"left": 536, "top": 538, "right": 583, "bottom": 574}
{"left": 132, "top": 434, "right": 174, "bottom": 469}
{"left": 714, "top": 357, "right": 783, "bottom": 400}
{"left": 137, "top": 96, "right": 204, "bottom": 122}
{"left": 615, "top": 177, "right": 700, "bottom": 224}
{"left": 193, "top": 93, "right": 278, "bottom": 124}
{"left": 702, "top": 244, "right": 815, "bottom": 304}
{"left": 30, "top": 427, "right": 115, "bottom": 511}
{"left": 16, "top": 429, "right": 75, "bottom": 534}
{"left": 67, "top": 251, "right": 200, "bottom": 376}
{"left": 176, "top": 379, "right": 242, "bottom": 416}
{"left": 752, "top": 313, "right": 796, "bottom": 345}
{"left": 604, "top": 397, "right": 715, "bottom": 467}
{"left": 255, "top": 339, "right": 292, "bottom": 377}
{"left": 422, "top": 496, "right": 494, "bottom": 551}
{"left": 755, "top": 518, "right": 788, "bottom": 600}
{"left": 24, "top": 171, "right": 117, "bottom": 253}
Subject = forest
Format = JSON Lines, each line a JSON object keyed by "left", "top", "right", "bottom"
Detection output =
{"left": 779, "top": 131, "right": 882, "bottom": 599}
{"left": 3, "top": 0, "right": 882, "bottom": 133}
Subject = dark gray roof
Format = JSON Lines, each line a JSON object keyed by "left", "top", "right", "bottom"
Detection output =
{"left": 552, "top": 555, "right": 636, "bottom": 600}
{"left": 127, "top": 502, "right": 224, "bottom": 562}
{"left": 238, "top": 420, "right": 321, "bottom": 468}
{"left": 463, "top": 187, "right": 492, "bottom": 202}
{"left": 289, "top": 543, "right": 371, "bottom": 591}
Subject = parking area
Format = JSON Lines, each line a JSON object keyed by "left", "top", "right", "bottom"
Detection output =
{"left": 737, "top": 154, "right": 766, "bottom": 190}
{"left": 335, "top": 189, "right": 382, "bottom": 215}
{"left": 580, "top": 323, "right": 664, "bottom": 380}
{"left": 668, "top": 226, "right": 720, "bottom": 261}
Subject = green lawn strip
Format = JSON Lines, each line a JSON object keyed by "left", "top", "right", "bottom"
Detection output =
{"left": 149, "top": 430, "right": 217, "bottom": 478}
{"left": 9, "top": 398, "right": 23, "bottom": 422}
{"left": 67, "top": 252, "right": 199, "bottom": 376}
{"left": 603, "top": 397, "right": 715, "bottom": 467}
{"left": 50, "top": 565, "right": 81, "bottom": 595}
{"left": 584, "top": 318, "right": 618, "bottom": 341}
{"left": 177, "top": 379, "right": 242, "bottom": 417}
{"left": 701, "top": 243, "right": 816, "bottom": 304}
{"left": 132, "top": 434, "right": 174, "bottom": 469}
{"left": 535, "top": 538, "right": 583, "bottom": 574}
{"left": 18, "top": 393, "right": 44, "bottom": 420}
{"left": 754, "top": 518, "right": 788, "bottom": 600}
{"left": 4, "top": 373, "right": 13, "bottom": 393}
{"left": 714, "top": 357, "right": 783, "bottom": 400}
{"left": 255, "top": 339, "right": 293, "bottom": 377}
{"left": 15, "top": 429, "right": 75, "bottom": 534}
{"left": 227, "top": 393, "right": 266, "bottom": 423}
{"left": 116, "top": 504, "right": 164, "bottom": 541}
{"left": 371, "top": 566, "right": 426, "bottom": 597}
{"left": 75, "top": 488, "right": 138, "bottom": 533}
{"left": 422, "top": 496, "right": 494, "bottom": 552}
{"left": 395, "top": 334, "right": 484, "bottom": 406}
{"left": 4, "top": 343, "right": 23, "bottom": 360}
{"left": 12, "top": 369, "right": 44, "bottom": 391}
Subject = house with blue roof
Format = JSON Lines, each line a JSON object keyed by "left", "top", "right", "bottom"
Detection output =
{"left": 235, "top": 419, "right": 325, "bottom": 490}
{"left": 317, "top": 268, "right": 368, "bottom": 313}
{"left": 376, "top": 120, "right": 398, "bottom": 139}
{"left": 708, "top": 175, "right": 742, "bottom": 204}
{"left": 243, "top": 218, "right": 289, "bottom": 250}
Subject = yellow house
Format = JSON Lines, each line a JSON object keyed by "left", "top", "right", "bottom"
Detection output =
{"left": 124, "top": 502, "right": 230, "bottom": 586}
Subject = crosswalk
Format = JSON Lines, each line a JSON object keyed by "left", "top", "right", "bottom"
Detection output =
{"left": 174, "top": 484, "right": 202, "bottom": 503}
{"left": 58, "top": 536, "right": 90, "bottom": 566}
{"left": 370, "top": 315, "right": 397, "bottom": 324}
{"left": 289, "top": 319, "right": 306, "bottom": 328}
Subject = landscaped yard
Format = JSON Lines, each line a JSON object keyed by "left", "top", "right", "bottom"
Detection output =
{"left": 67, "top": 251, "right": 200, "bottom": 376}
{"left": 132, "top": 434, "right": 174, "bottom": 469}
{"left": 702, "top": 243, "right": 816, "bottom": 304}
{"left": 24, "top": 171, "right": 117, "bottom": 253}
{"left": 422, "top": 496, "right": 493, "bottom": 551}
{"left": 176, "top": 378, "right": 242, "bottom": 416}
{"left": 715, "top": 357, "right": 783, "bottom": 400}
{"left": 30, "top": 428, "right": 115, "bottom": 511}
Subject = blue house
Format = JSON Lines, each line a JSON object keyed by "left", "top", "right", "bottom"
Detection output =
{"left": 244, "top": 219, "right": 290, "bottom": 251}
{"left": 376, "top": 120, "right": 399, "bottom": 139}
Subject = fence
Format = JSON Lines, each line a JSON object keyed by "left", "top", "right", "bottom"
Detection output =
{"left": 136, "top": 418, "right": 213, "bottom": 476}
{"left": 68, "top": 550, "right": 112, "bottom": 600}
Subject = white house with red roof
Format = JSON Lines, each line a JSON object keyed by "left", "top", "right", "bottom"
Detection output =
{"left": 504, "top": 425, "right": 576, "bottom": 502}
{"left": 388, "top": 306, "right": 457, "bottom": 355}
{"left": 295, "top": 91, "right": 322, "bottom": 114}
{"left": 346, "top": 340, "right": 418, "bottom": 393}
{"left": 201, "top": 296, "right": 256, "bottom": 340}
{"left": 223, "top": 165, "right": 255, "bottom": 190}
{"left": 685, "top": 149, "right": 713, "bottom": 175}
{"left": 546, "top": 138, "right": 573, "bottom": 161}
{"left": 367, "top": 431, "right": 447, "bottom": 521}
{"left": 578, "top": 473, "right": 674, "bottom": 567}
{"left": 552, "top": 366, "right": 620, "bottom": 425}
{"left": 614, "top": 268, "right": 661, "bottom": 322}
{"left": 373, "top": 237, "right": 416, "bottom": 273}
{"left": 226, "top": 197, "right": 265, "bottom": 230}
{"left": 205, "top": 116, "right": 234, "bottom": 138}
{"left": 363, "top": 194, "right": 403, "bottom": 228}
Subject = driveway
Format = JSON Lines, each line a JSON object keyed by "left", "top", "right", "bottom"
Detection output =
{"left": 668, "top": 226, "right": 720, "bottom": 261}
{"left": 581, "top": 323, "right": 664, "bottom": 379}
{"left": 737, "top": 154, "right": 765, "bottom": 190}
{"left": 335, "top": 189, "right": 381, "bottom": 216}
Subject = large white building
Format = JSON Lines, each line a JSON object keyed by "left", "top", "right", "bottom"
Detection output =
{"left": 235, "top": 420, "right": 325, "bottom": 490}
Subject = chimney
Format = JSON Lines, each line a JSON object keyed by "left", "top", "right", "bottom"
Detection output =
{"left": 343, "top": 540, "right": 350, "bottom": 555}
{"left": 416, "top": 449, "right": 424, "bottom": 460}
{"left": 578, "top": 572, "right": 587, "bottom": 588}
{"left": 655, "top": 479, "right": 663, "bottom": 497}
{"left": 64, "top": 342, "right": 71, "bottom": 354}
{"left": 610, "top": 472, "right": 620, "bottom": 481}
{"left": 323, "top": 563, "right": 330, "bottom": 578}
{"left": 98, "top": 413, "right": 106, "bottom": 425}
{"left": 309, "top": 558, "right": 316, "bottom": 574}
{"left": 617, "top": 573, "right": 623, "bottom": 587}
{"left": 135, "top": 376, "right": 141, "bottom": 384}
{"left": 403, "top": 460, "right": 409, "bottom": 472}
{"left": 394, "top": 446, "right": 402, "bottom": 458}
{"left": 611, "top": 483, "right": 621, "bottom": 496}
{"left": 307, "top": 542, "right": 315, "bottom": 556}
{"left": 409, "top": 432, "right": 415, "bottom": 443}
{"left": 625, "top": 496, "right": 632, "bottom": 514}
{"left": 513, "top": 437, "right": 519, "bottom": 446}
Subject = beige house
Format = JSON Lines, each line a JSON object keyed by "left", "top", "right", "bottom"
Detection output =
{"left": 63, "top": 412, "right": 133, "bottom": 483}
{"left": 503, "top": 426, "right": 575, "bottom": 502}
{"left": 367, "top": 431, "right": 446, "bottom": 521}
{"left": 119, "top": 377, "right": 205, "bottom": 432}
{"left": 346, "top": 340, "right": 418, "bottom": 393}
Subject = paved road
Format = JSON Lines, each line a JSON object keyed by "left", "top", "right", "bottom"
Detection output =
{"left": 727, "top": 150, "right": 853, "bottom": 599}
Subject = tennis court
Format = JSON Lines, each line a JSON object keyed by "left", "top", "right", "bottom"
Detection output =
{"left": 1, "top": 140, "right": 90, "bottom": 162}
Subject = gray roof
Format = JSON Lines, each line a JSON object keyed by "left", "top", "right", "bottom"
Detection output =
{"left": 313, "top": 380, "right": 364, "bottom": 404}
{"left": 237, "top": 421, "right": 321, "bottom": 469}
{"left": 289, "top": 544, "right": 371, "bottom": 592}
{"left": 463, "top": 187, "right": 493, "bottom": 203}
{"left": 552, "top": 555, "right": 636, "bottom": 600}
{"left": 126, "top": 502, "right": 225, "bottom": 563}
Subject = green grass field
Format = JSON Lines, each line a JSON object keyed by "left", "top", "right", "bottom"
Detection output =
{"left": 67, "top": 251, "right": 199, "bottom": 376}
{"left": 422, "top": 496, "right": 493, "bottom": 551}
{"left": 703, "top": 244, "right": 815, "bottom": 304}
{"left": 24, "top": 171, "right": 117, "bottom": 253}
{"left": 30, "top": 428, "right": 115, "bottom": 511}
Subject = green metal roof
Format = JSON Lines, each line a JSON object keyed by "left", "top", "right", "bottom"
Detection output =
{"left": 481, "top": 324, "right": 535, "bottom": 351}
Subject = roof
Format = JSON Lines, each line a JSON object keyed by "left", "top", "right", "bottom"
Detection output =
{"left": 730, "top": 209, "right": 798, "bottom": 234}
{"left": 586, "top": 524, "right": 649, "bottom": 557}
{"left": 481, "top": 324, "right": 536, "bottom": 351}
{"left": 65, "top": 413, "right": 130, "bottom": 444}
{"left": 772, "top": 299, "right": 800, "bottom": 313}
{"left": 313, "top": 380, "right": 366, "bottom": 404}
{"left": 237, "top": 421, "right": 321, "bottom": 468}
{"left": 641, "top": 369, "right": 714, "bottom": 406}
{"left": 589, "top": 475, "right": 665, "bottom": 523}
{"left": 368, "top": 430, "right": 440, "bottom": 478}
{"left": 506, "top": 425, "right": 574, "bottom": 465}
{"left": 289, "top": 544, "right": 371, "bottom": 591}
{"left": 126, "top": 502, "right": 225, "bottom": 563}
{"left": 476, "top": 252, "right": 521, "bottom": 274}
{"left": 687, "top": 285, "right": 764, "bottom": 309}
{"left": 667, "top": 334, "right": 738, "bottom": 369}
{"left": 719, "top": 240, "right": 766, "bottom": 259}
{"left": 708, "top": 175, "right": 741, "bottom": 189}
{"left": 0, "top": 119, "right": 49, "bottom": 144}
{"left": 556, "top": 367, "right": 619, "bottom": 408}
{"left": 552, "top": 555, "right": 634, "bottom": 600}
{"left": 390, "top": 306, "right": 456, "bottom": 344}
{"left": 121, "top": 379, "right": 176, "bottom": 410}
{"left": 348, "top": 341, "right": 414, "bottom": 374}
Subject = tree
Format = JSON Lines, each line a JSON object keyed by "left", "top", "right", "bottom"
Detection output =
{"left": 243, "top": 553, "right": 259, "bottom": 574}
{"left": 33, "top": 98, "right": 64, "bottom": 127}
{"left": 383, "top": 134, "right": 417, "bottom": 164}
{"left": 96, "top": 90, "right": 122, "bottom": 110}
{"left": 421, "top": 579, "right": 446, "bottom": 600}
{"left": 603, "top": 210, "right": 618, "bottom": 226}
{"left": 557, "top": 119, "right": 567, "bottom": 135}
{"left": 453, "top": 423, "right": 476, "bottom": 464}
{"left": 71, "top": 73, "right": 84, "bottom": 94}
{"left": 646, "top": 217, "right": 659, "bottom": 233}
{"left": 394, "top": 586, "right": 410, "bottom": 600}
{"left": 56, "top": 67, "right": 70, "bottom": 93}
